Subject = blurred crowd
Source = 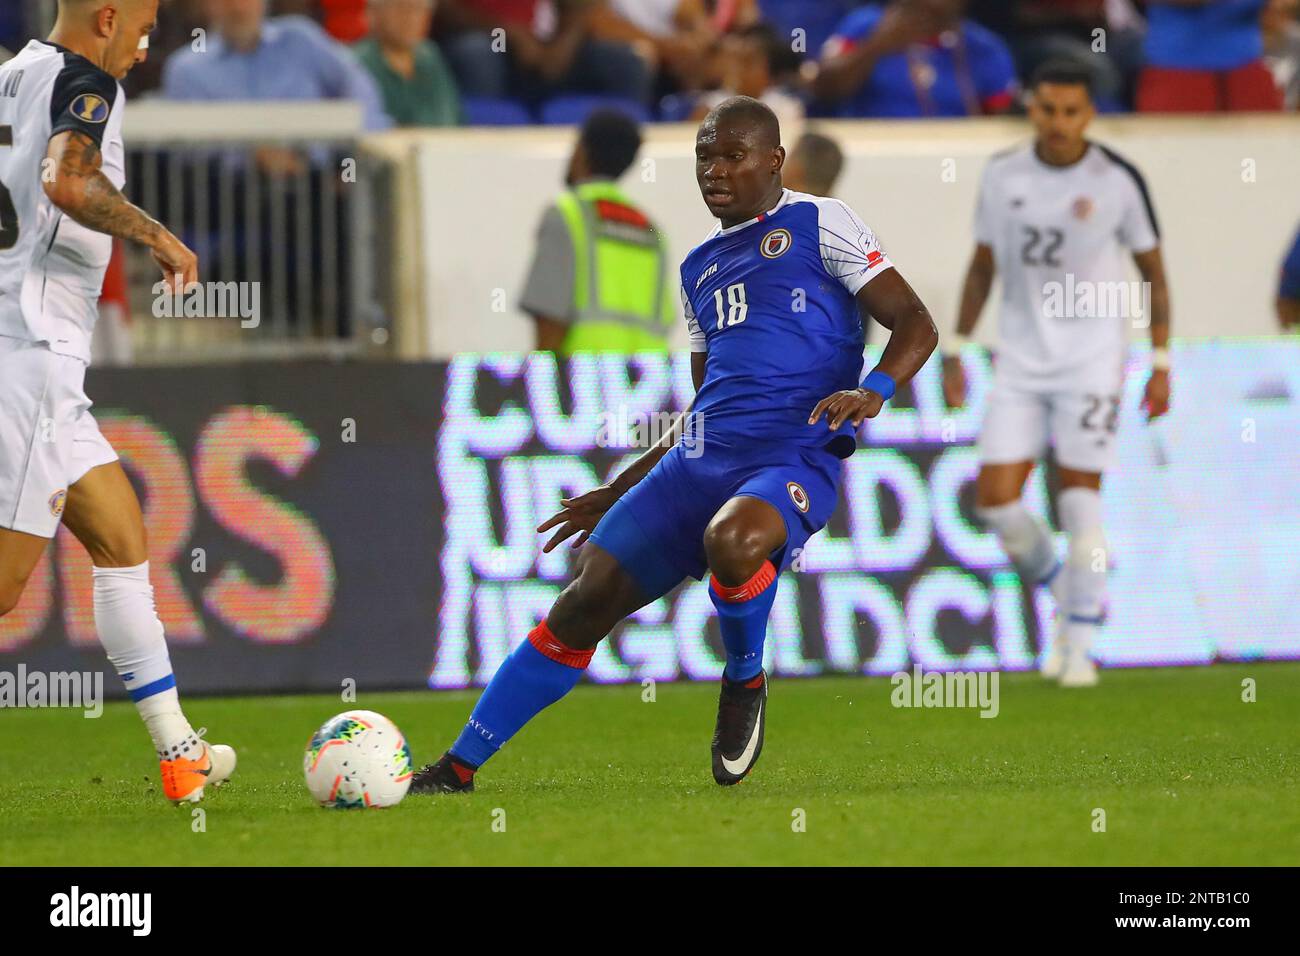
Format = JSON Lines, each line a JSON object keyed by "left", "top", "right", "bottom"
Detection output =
{"left": 4, "top": 0, "right": 1300, "bottom": 126}
{"left": 3, "top": 0, "right": 1296, "bottom": 365}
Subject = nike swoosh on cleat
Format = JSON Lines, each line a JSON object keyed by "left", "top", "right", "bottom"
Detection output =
{"left": 720, "top": 699, "right": 763, "bottom": 777}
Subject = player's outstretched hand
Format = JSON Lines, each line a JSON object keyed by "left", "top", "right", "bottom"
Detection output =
{"left": 1141, "top": 369, "right": 1171, "bottom": 421}
{"left": 150, "top": 229, "right": 199, "bottom": 294}
{"left": 941, "top": 356, "right": 967, "bottom": 408}
{"left": 536, "top": 484, "right": 622, "bottom": 553}
{"left": 808, "top": 387, "right": 886, "bottom": 431}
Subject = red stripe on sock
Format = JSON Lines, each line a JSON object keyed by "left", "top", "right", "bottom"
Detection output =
{"left": 710, "top": 560, "right": 776, "bottom": 603}
{"left": 527, "top": 619, "right": 595, "bottom": 669}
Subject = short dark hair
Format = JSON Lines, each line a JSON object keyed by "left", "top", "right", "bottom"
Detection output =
{"left": 1029, "top": 58, "right": 1095, "bottom": 97}
{"left": 704, "top": 95, "right": 782, "bottom": 148}
{"left": 579, "top": 109, "right": 643, "bottom": 179}
{"left": 791, "top": 131, "right": 844, "bottom": 195}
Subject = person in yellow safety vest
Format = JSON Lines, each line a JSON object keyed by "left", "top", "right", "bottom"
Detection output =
{"left": 519, "top": 109, "right": 674, "bottom": 355}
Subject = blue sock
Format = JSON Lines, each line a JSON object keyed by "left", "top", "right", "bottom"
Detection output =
{"left": 709, "top": 560, "right": 778, "bottom": 682}
{"left": 448, "top": 620, "right": 591, "bottom": 769}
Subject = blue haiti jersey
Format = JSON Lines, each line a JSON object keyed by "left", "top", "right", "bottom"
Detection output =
{"left": 822, "top": 5, "right": 1017, "bottom": 118}
{"left": 1144, "top": 0, "right": 1265, "bottom": 71}
{"left": 680, "top": 189, "right": 894, "bottom": 455}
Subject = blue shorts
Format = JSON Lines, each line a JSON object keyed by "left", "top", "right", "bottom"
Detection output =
{"left": 588, "top": 441, "right": 844, "bottom": 601}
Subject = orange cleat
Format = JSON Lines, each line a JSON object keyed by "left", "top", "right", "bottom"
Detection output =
{"left": 160, "top": 738, "right": 237, "bottom": 804}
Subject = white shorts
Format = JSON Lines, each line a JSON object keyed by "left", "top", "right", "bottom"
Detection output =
{"left": 0, "top": 337, "right": 117, "bottom": 538}
{"left": 977, "top": 375, "right": 1123, "bottom": 474}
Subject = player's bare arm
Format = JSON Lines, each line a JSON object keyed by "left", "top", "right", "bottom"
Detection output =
{"left": 809, "top": 267, "right": 938, "bottom": 429}
{"left": 538, "top": 351, "right": 708, "bottom": 552}
{"left": 532, "top": 315, "right": 569, "bottom": 353}
{"left": 44, "top": 128, "right": 197, "bottom": 290}
{"left": 943, "top": 242, "right": 995, "bottom": 408}
{"left": 1134, "top": 245, "right": 1171, "bottom": 420}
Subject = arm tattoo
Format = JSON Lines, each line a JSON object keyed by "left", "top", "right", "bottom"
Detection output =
{"left": 51, "top": 130, "right": 162, "bottom": 246}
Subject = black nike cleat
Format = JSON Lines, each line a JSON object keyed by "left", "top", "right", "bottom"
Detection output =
{"left": 711, "top": 670, "right": 767, "bottom": 786}
{"left": 408, "top": 753, "right": 476, "bottom": 795}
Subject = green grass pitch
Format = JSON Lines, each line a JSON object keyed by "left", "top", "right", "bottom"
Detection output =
{"left": 1, "top": 663, "right": 1296, "bottom": 866}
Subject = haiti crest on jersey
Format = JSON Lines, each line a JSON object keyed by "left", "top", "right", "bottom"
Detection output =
{"left": 760, "top": 228, "right": 792, "bottom": 258}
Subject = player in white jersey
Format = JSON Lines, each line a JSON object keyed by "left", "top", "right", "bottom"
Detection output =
{"left": 0, "top": 0, "right": 235, "bottom": 801}
{"left": 943, "top": 61, "right": 1172, "bottom": 687}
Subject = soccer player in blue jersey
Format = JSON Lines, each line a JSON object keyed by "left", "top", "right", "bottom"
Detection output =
{"left": 411, "top": 96, "right": 938, "bottom": 793}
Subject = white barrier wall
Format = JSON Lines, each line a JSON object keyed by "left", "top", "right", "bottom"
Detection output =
{"left": 399, "top": 115, "right": 1300, "bottom": 359}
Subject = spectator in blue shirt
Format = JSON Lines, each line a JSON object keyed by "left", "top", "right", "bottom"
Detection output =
{"left": 162, "top": 0, "right": 385, "bottom": 334}
{"left": 757, "top": 0, "right": 856, "bottom": 62}
{"left": 1279, "top": 225, "right": 1300, "bottom": 331}
{"left": 812, "top": 0, "right": 1018, "bottom": 118}
{"left": 163, "top": 0, "right": 394, "bottom": 141}
{"left": 1137, "top": 0, "right": 1283, "bottom": 111}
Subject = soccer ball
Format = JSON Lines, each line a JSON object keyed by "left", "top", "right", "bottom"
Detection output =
{"left": 303, "top": 710, "right": 413, "bottom": 808}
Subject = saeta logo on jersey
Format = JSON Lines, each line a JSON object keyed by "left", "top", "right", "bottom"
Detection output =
{"left": 695, "top": 261, "right": 718, "bottom": 290}
{"left": 69, "top": 93, "right": 109, "bottom": 124}
{"left": 760, "top": 228, "right": 792, "bottom": 258}
{"left": 786, "top": 481, "right": 809, "bottom": 513}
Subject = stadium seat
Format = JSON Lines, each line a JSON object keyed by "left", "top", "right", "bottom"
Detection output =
{"left": 460, "top": 97, "right": 534, "bottom": 126}
{"left": 657, "top": 93, "right": 697, "bottom": 123}
{"left": 539, "top": 95, "right": 651, "bottom": 126}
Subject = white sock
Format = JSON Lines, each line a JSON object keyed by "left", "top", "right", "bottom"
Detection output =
{"left": 93, "top": 562, "right": 200, "bottom": 760}
{"left": 977, "top": 499, "right": 1065, "bottom": 604}
{"left": 1058, "top": 487, "right": 1108, "bottom": 646}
